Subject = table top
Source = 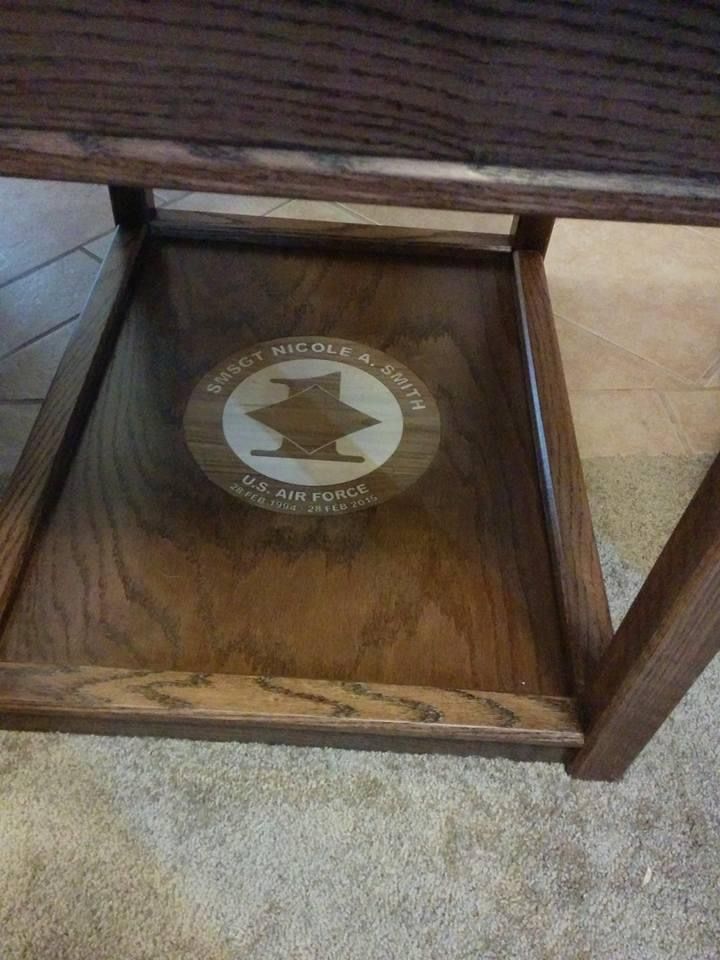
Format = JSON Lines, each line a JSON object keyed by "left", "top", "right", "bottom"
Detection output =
{"left": 1, "top": 1, "right": 719, "bottom": 225}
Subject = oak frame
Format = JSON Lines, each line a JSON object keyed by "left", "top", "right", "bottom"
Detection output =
{"left": 0, "top": 202, "right": 589, "bottom": 763}
{"left": 1, "top": 191, "right": 716, "bottom": 779}
{"left": 5, "top": 0, "right": 720, "bottom": 780}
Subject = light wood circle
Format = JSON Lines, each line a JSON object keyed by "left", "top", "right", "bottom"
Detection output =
{"left": 184, "top": 336, "right": 441, "bottom": 515}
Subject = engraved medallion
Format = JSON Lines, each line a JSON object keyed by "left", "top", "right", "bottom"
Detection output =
{"left": 184, "top": 337, "right": 441, "bottom": 515}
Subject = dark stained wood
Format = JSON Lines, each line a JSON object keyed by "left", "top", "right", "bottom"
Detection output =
{"left": 571, "top": 452, "right": 720, "bottom": 781}
{"left": 109, "top": 185, "right": 155, "bottom": 227}
{"left": 151, "top": 208, "right": 513, "bottom": 255}
{"left": 1, "top": 2, "right": 718, "bottom": 773}
{"left": 0, "top": 226, "right": 146, "bottom": 629}
{"left": 0, "top": 662, "right": 583, "bottom": 748}
{"left": 511, "top": 216, "right": 555, "bottom": 256}
{"left": 2, "top": 2, "right": 719, "bottom": 188}
{"left": 2, "top": 239, "right": 570, "bottom": 698}
{"left": 3, "top": 130, "right": 720, "bottom": 227}
{"left": 513, "top": 252, "right": 613, "bottom": 699}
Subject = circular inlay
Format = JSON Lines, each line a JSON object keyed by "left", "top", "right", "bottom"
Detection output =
{"left": 184, "top": 337, "right": 441, "bottom": 515}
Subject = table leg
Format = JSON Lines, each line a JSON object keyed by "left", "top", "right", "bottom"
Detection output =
{"left": 571, "top": 452, "right": 720, "bottom": 779}
{"left": 108, "top": 186, "right": 155, "bottom": 227}
{"left": 511, "top": 215, "right": 555, "bottom": 256}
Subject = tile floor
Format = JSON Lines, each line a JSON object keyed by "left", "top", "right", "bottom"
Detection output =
{"left": 1, "top": 177, "right": 719, "bottom": 482}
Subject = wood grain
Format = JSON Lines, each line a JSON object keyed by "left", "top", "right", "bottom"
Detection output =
{"left": 2, "top": 1, "right": 719, "bottom": 186}
{"left": 513, "top": 252, "right": 613, "bottom": 698}
{"left": 151, "top": 208, "right": 512, "bottom": 255}
{"left": 2, "top": 239, "right": 569, "bottom": 697}
{"left": 571, "top": 452, "right": 720, "bottom": 780}
{"left": 0, "top": 226, "right": 146, "bottom": 629}
{"left": 2, "top": 130, "right": 720, "bottom": 227}
{"left": 0, "top": 662, "right": 582, "bottom": 747}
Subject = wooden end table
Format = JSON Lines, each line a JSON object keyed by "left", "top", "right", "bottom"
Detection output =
{"left": 0, "top": 3, "right": 718, "bottom": 780}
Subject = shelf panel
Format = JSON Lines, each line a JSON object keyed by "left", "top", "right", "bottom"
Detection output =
{"left": 2, "top": 236, "right": 570, "bottom": 698}
{"left": 0, "top": 663, "right": 583, "bottom": 749}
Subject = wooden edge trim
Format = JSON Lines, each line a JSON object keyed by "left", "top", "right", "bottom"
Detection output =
{"left": 2, "top": 129, "right": 720, "bottom": 225}
{"left": 512, "top": 251, "right": 613, "bottom": 702}
{"left": 0, "top": 226, "right": 146, "bottom": 622}
{"left": 150, "top": 208, "right": 512, "bottom": 255}
{"left": 0, "top": 662, "right": 583, "bottom": 747}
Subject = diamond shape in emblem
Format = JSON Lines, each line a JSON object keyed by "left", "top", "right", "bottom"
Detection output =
{"left": 245, "top": 371, "right": 380, "bottom": 462}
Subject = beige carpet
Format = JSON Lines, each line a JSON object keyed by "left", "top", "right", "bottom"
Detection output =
{"left": 1, "top": 455, "right": 718, "bottom": 959}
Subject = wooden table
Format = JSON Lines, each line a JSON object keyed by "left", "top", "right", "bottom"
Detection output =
{"left": 0, "top": 2, "right": 718, "bottom": 780}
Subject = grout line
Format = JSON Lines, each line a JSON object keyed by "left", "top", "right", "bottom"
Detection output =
{"left": 258, "top": 198, "right": 311, "bottom": 218}
{"left": 80, "top": 246, "right": 104, "bottom": 264}
{"left": 156, "top": 192, "right": 195, "bottom": 210}
{"left": 77, "top": 195, "right": 302, "bottom": 257}
{"left": 256, "top": 200, "right": 289, "bottom": 216}
{"left": 154, "top": 191, "right": 192, "bottom": 206}
{"left": 0, "top": 231, "right": 115, "bottom": 291}
{"left": 553, "top": 311, "right": 700, "bottom": 388}
{"left": 0, "top": 313, "right": 79, "bottom": 364}
{"left": 0, "top": 396, "right": 48, "bottom": 404}
{"left": 334, "top": 202, "right": 380, "bottom": 224}
{"left": 675, "top": 224, "right": 720, "bottom": 273}
{"left": 161, "top": 193, "right": 290, "bottom": 216}
{"left": 0, "top": 188, "right": 221, "bottom": 283}
{"left": 658, "top": 391, "right": 693, "bottom": 455}
{"left": 684, "top": 224, "right": 720, "bottom": 249}
{"left": 698, "top": 353, "right": 720, "bottom": 385}
{"left": 0, "top": 248, "right": 84, "bottom": 290}
{"left": 260, "top": 198, "right": 302, "bottom": 217}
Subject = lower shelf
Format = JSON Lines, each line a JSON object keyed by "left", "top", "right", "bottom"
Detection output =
{"left": 0, "top": 212, "right": 610, "bottom": 759}
{"left": 0, "top": 663, "right": 582, "bottom": 759}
